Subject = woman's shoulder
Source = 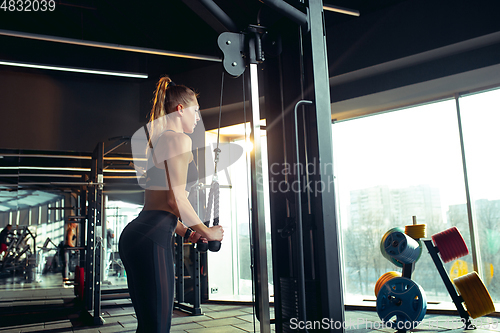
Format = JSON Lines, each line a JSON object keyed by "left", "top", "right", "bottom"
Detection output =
{"left": 155, "top": 131, "right": 193, "bottom": 160}
{"left": 159, "top": 131, "right": 191, "bottom": 147}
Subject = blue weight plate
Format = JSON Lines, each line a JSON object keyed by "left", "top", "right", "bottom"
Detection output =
{"left": 380, "top": 227, "right": 405, "bottom": 267}
{"left": 383, "top": 231, "right": 421, "bottom": 264}
{"left": 376, "top": 277, "right": 427, "bottom": 329}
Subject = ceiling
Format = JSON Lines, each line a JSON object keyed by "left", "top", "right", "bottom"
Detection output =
{"left": 0, "top": 0, "right": 408, "bottom": 77}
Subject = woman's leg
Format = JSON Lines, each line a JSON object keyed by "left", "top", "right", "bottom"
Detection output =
{"left": 63, "top": 249, "right": 69, "bottom": 280}
{"left": 119, "top": 230, "right": 175, "bottom": 332}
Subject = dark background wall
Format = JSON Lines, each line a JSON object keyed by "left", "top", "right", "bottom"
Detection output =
{"left": 0, "top": 69, "right": 143, "bottom": 152}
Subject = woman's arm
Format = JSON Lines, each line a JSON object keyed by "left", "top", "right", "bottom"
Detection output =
{"left": 156, "top": 133, "right": 223, "bottom": 241}
{"left": 66, "top": 228, "right": 76, "bottom": 247}
{"left": 174, "top": 220, "right": 204, "bottom": 243}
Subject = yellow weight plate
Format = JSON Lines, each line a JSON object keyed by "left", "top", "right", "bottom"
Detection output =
{"left": 485, "top": 263, "right": 494, "bottom": 286}
{"left": 454, "top": 272, "right": 495, "bottom": 318}
{"left": 405, "top": 224, "right": 427, "bottom": 239}
{"left": 463, "top": 274, "right": 488, "bottom": 316}
{"left": 449, "top": 260, "right": 469, "bottom": 281}
{"left": 374, "top": 271, "right": 401, "bottom": 297}
{"left": 465, "top": 273, "right": 491, "bottom": 318}
{"left": 469, "top": 273, "right": 495, "bottom": 316}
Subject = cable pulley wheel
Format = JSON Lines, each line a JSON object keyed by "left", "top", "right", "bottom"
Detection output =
{"left": 382, "top": 230, "right": 422, "bottom": 265}
{"left": 375, "top": 271, "right": 401, "bottom": 297}
{"left": 454, "top": 272, "right": 495, "bottom": 319}
{"left": 376, "top": 277, "right": 427, "bottom": 329}
{"left": 405, "top": 224, "right": 427, "bottom": 239}
{"left": 431, "top": 227, "right": 469, "bottom": 263}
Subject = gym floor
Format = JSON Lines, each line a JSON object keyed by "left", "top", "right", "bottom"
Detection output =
{"left": 0, "top": 287, "right": 499, "bottom": 332}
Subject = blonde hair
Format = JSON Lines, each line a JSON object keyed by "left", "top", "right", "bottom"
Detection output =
{"left": 149, "top": 76, "right": 197, "bottom": 122}
{"left": 146, "top": 76, "right": 198, "bottom": 146}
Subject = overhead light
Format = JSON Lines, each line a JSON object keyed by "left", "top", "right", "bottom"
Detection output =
{"left": 0, "top": 29, "right": 221, "bottom": 62}
{"left": 0, "top": 60, "right": 148, "bottom": 79}
{"left": 0, "top": 166, "right": 137, "bottom": 173}
{"left": 323, "top": 4, "right": 360, "bottom": 17}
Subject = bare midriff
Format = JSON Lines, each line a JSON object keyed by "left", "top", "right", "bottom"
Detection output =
{"left": 142, "top": 188, "right": 180, "bottom": 217}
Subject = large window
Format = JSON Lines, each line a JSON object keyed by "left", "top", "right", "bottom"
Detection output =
{"left": 206, "top": 123, "right": 273, "bottom": 302}
{"left": 458, "top": 88, "right": 500, "bottom": 300}
{"left": 333, "top": 99, "right": 473, "bottom": 304}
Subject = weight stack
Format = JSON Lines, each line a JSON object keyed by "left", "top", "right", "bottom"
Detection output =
{"left": 280, "top": 277, "right": 299, "bottom": 332}
{"left": 279, "top": 277, "right": 320, "bottom": 332}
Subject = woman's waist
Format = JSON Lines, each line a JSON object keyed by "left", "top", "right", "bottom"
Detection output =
{"left": 126, "top": 210, "right": 177, "bottom": 231}
{"left": 143, "top": 191, "right": 180, "bottom": 215}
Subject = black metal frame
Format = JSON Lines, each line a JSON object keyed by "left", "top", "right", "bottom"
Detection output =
{"left": 175, "top": 234, "right": 185, "bottom": 304}
{"left": 263, "top": 1, "right": 344, "bottom": 332}
{"left": 79, "top": 176, "right": 88, "bottom": 272}
{"left": 173, "top": 234, "right": 203, "bottom": 315}
{"left": 83, "top": 142, "right": 104, "bottom": 325}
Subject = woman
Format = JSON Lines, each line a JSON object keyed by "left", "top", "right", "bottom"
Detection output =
{"left": 63, "top": 221, "right": 78, "bottom": 282}
{"left": 119, "top": 76, "right": 224, "bottom": 332}
{"left": 0, "top": 224, "right": 12, "bottom": 258}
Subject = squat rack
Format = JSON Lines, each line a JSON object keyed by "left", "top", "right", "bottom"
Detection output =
{"left": 0, "top": 142, "right": 136, "bottom": 325}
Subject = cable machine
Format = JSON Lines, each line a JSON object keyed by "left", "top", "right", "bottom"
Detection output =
{"left": 186, "top": 1, "right": 358, "bottom": 332}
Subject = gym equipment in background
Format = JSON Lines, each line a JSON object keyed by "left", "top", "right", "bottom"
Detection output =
{"left": 377, "top": 219, "right": 427, "bottom": 330}
{"left": 377, "top": 216, "right": 495, "bottom": 332}
{"left": 425, "top": 226, "right": 495, "bottom": 325}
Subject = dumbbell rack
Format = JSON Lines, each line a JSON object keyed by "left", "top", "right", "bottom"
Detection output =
{"left": 424, "top": 240, "right": 474, "bottom": 329}
{"left": 379, "top": 223, "right": 497, "bottom": 333}
{"left": 377, "top": 227, "right": 427, "bottom": 333}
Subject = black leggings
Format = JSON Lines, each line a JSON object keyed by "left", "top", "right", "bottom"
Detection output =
{"left": 119, "top": 210, "right": 177, "bottom": 332}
